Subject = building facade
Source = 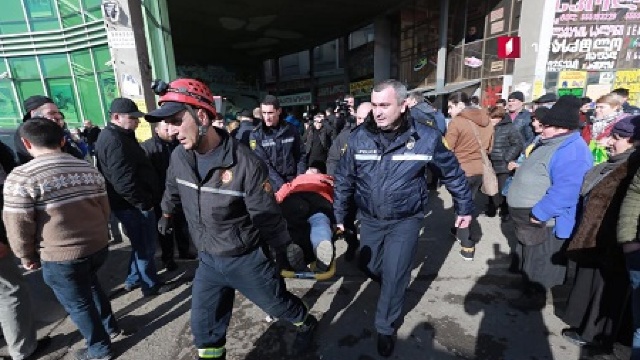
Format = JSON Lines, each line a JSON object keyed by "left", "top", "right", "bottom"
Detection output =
{"left": 0, "top": 0, "right": 116, "bottom": 129}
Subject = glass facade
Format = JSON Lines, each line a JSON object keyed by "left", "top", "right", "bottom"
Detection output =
{"left": 0, "top": 0, "right": 114, "bottom": 129}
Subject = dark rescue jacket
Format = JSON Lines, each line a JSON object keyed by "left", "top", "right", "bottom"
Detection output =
{"left": 162, "top": 129, "right": 291, "bottom": 257}
{"left": 333, "top": 114, "right": 474, "bottom": 224}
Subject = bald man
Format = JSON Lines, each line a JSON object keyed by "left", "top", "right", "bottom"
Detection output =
{"left": 325, "top": 102, "right": 372, "bottom": 261}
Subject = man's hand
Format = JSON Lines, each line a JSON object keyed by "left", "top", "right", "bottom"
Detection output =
{"left": 530, "top": 216, "right": 542, "bottom": 225}
{"left": 157, "top": 215, "right": 174, "bottom": 236}
{"left": 21, "top": 258, "right": 40, "bottom": 270}
{"left": 454, "top": 215, "right": 472, "bottom": 229}
{"left": 336, "top": 224, "right": 345, "bottom": 233}
{"left": 507, "top": 161, "right": 519, "bottom": 171}
{"left": 0, "top": 243, "right": 10, "bottom": 259}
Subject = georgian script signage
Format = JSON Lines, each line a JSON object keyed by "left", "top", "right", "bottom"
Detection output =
{"left": 548, "top": 0, "right": 640, "bottom": 71}
{"left": 278, "top": 92, "right": 312, "bottom": 106}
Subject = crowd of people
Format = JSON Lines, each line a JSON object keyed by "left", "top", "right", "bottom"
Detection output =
{"left": 0, "top": 77, "right": 640, "bottom": 360}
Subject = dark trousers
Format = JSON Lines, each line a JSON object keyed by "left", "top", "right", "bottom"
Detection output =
{"left": 489, "top": 173, "right": 511, "bottom": 210}
{"left": 191, "top": 247, "right": 307, "bottom": 349}
{"left": 42, "top": 247, "right": 118, "bottom": 358}
{"left": 155, "top": 208, "right": 191, "bottom": 262}
{"left": 456, "top": 175, "right": 482, "bottom": 249}
{"left": 358, "top": 216, "right": 422, "bottom": 335}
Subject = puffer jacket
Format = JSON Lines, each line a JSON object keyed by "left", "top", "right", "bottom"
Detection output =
{"left": 489, "top": 117, "right": 523, "bottom": 174}
{"left": 334, "top": 113, "right": 474, "bottom": 223}
{"left": 444, "top": 108, "right": 494, "bottom": 177}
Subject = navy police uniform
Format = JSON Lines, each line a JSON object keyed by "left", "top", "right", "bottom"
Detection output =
{"left": 334, "top": 115, "right": 473, "bottom": 335}
{"left": 249, "top": 122, "right": 306, "bottom": 191}
{"left": 162, "top": 128, "right": 309, "bottom": 357}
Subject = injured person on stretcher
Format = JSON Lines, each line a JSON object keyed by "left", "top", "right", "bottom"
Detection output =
{"left": 275, "top": 161, "right": 337, "bottom": 278}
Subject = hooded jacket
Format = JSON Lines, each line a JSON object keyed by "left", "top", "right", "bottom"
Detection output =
{"left": 444, "top": 108, "right": 494, "bottom": 177}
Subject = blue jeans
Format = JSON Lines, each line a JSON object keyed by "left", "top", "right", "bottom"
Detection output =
{"left": 42, "top": 247, "right": 118, "bottom": 358}
{"left": 308, "top": 213, "right": 332, "bottom": 251}
{"left": 191, "top": 247, "right": 307, "bottom": 349}
{"left": 113, "top": 209, "right": 160, "bottom": 294}
{"left": 626, "top": 250, "right": 640, "bottom": 360}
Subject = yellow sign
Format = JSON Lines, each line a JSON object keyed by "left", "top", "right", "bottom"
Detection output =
{"left": 349, "top": 78, "right": 374, "bottom": 97}
{"left": 532, "top": 80, "right": 545, "bottom": 100}
{"left": 614, "top": 69, "right": 640, "bottom": 107}
{"left": 133, "top": 99, "right": 152, "bottom": 142}
{"left": 558, "top": 71, "right": 587, "bottom": 89}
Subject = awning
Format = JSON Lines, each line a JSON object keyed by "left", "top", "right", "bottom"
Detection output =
{"left": 409, "top": 84, "right": 436, "bottom": 94}
{"left": 423, "top": 79, "right": 481, "bottom": 96}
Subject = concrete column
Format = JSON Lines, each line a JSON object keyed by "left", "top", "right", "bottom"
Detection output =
{"left": 436, "top": 0, "right": 449, "bottom": 91}
{"left": 102, "top": 0, "right": 156, "bottom": 140}
{"left": 511, "top": 0, "right": 556, "bottom": 100}
{"left": 374, "top": 16, "right": 391, "bottom": 82}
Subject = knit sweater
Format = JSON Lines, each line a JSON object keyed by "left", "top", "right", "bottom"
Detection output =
{"left": 2, "top": 152, "right": 110, "bottom": 262}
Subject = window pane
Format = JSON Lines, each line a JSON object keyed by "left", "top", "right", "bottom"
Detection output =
{"left": 70, "top": 50, "right": 93, "bottom": 76}
{"left": 0, "top": 83, "right": 20, "bottom": 126}
{"left": 16, "top": 80, "right": 45, "bottom": 105}
{"left": 40, "top": 54, "right": 71, "bottom": 78}
{"left": 9, "top": 57, "right": 40, "bottom": 80}
{"left": 25, "top": 0, "right": 59, "bottom": 31}
{"left": 97, "top": 72, "right": 117, "bottom": 120}
{"left": 59, "top": 0, "right": 83, "bottom": 27}
{"left": 0, "top": 0, "right": 28, "bottom": 34}
{"left": 46, "top": 78, "right": 80, "bottom": 127}
{"left": 76, "top": 74, "right": 102, "bottom": 124}
{"left": 92, "top": 46, "right": 112, "bottom": 72}
{"left": 82, "top": 0, "right": 102, "bottom": 22}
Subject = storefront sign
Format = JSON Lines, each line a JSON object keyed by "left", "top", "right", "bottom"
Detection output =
{"left": 558, "top": 88, "right": 584, "bottom": 97}
{"left": 350, "top": 79, "right": 374, "bottom": 97}
{"left": 490, "top": 60, "right": 504, "bottom": 72}
{"left": 614, "top": 69, "right": 640, "bottom": 106}
{"left": 107, "top": 30, "right": 136, "bottom": 49}
{"left": 278, "top": 92, "right": 312, "bottom": 106}
{"left": 558, "top": 70, "right": 588, "bottom": 88}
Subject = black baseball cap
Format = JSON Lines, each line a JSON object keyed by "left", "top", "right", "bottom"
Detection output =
{"left": 109, "top": 98, "right": 145, "bottom": 118}
{"left": 144, "top": 102, "right": 187, "bottom": 123}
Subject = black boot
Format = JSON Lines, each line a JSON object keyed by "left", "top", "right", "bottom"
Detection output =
{"left": 377, "top": 333, "right": 395, "bottom": 357}
{"left": 292, "top": 314, "right": 318, "bottom": 355}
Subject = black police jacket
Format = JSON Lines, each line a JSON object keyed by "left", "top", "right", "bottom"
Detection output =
{"left": 334, "top": 114, "right": 474, "bottom": 223}
{"left": 95, "top": 123, "right": 160, "bottom": 211}
{"left": 249, "top": 122, "right": 306, "bottom": 191}
{"left": 161, "top": 128, "right": 291, "bottom": 257}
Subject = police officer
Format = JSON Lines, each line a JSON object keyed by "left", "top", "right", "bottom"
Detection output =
{"left": 145, "top": 79, "right": 317, "bottom": 360}
{"left": 333, "top": 80, "right": 474, "bottom": 357}
{"left": 249, "top": 95, "right": 306, "bottom": 192}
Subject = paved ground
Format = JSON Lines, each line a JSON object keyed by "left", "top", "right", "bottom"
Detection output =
{"left": 0, "top": 188, "right": 629, "bottom": 360}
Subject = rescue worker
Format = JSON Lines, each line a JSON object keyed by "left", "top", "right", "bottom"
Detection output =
{"left": 250, "top": 95, "right": 306, "bottom": 192}
{"left": 145, "top": 78, "right": 317, "bottom": 360}
{"left": 334, "top": 79, "right": 474, "bottom": 357}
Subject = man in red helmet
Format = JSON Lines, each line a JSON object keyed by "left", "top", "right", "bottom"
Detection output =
{"left": 146, "top": 78, "right": 318, "bottom": 360}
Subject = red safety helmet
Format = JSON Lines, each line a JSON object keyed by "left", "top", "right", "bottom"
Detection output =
{"left": 158, "top": 78, "right": 217, "bottom": 117}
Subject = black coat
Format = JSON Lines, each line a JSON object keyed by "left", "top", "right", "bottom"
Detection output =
{"left": 141, "top": 134, "right": 177, "bottom": 195}
{"left": 303, "top": 125, "right": 332, "bottom": 165}
{"left": 489, "top": 117, "right": 523, "bottom": 174}
{"left": 326, "top": 127, "right": 351, "bottom": 176}
{"left": 95, "top": 123, "right": 160, "bottom": 211}
{"left": 161, "top": 129, "right": 291, "bottom": 256}
{"left": 233, "top": 121, "right": 254, "bottom": 147}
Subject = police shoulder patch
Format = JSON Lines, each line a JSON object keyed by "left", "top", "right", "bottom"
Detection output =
{"left": 249, "top": 139, "right": 257, "bottom": 150}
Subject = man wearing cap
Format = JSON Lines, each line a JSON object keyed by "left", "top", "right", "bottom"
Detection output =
{"left": 94, "top": 98, "right": 167, "bottom": 297}
{"left": 506, "top": 91, "right": 535, "bottom": 145}
{"left": 234, "top": 109, "right": 255, "bottom": 146}
{"left": 250, "top": 95, "right": 306, "bottom": 192}
{"left": 146, "top": 78, "right": 317, "bottom": 359}
{"left": 15, "top": 95, "right": 83, "bottom": 164}
{"left": 533, "top": 92, "right": 558, "bottom": 109}
{"left": 507, "top": 95, "right": 593, "bottom": 309}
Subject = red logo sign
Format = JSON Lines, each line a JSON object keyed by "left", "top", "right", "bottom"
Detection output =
{"left": 497, "top": 36, "right": 521, "bottom": 59}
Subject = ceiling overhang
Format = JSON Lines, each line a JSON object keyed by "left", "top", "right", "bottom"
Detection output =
{"left": 167, "top": 0, "right": 408, "bottom": 70}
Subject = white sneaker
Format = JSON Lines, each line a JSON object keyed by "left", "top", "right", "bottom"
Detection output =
{"left": 315, "top": 240, "right": 334, "bottom": 272}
